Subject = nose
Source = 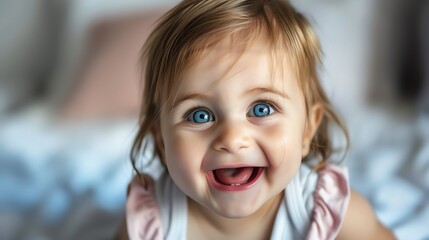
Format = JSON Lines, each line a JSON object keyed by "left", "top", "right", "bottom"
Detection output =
{"left": 211, "top": 120, "right": 252, "bottom": 153}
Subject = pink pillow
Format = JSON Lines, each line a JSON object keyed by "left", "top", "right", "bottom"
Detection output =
{"left": 61, "top": 10, "right": 165, "bottom": 120}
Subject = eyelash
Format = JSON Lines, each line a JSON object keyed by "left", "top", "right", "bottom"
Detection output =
{"left": 181, "top": 99, "right": 281, "bottom": 120}
{"left": 182, "top": 106, "right": 213, "bottom": 120}
{"left": 249, "top": 99, "right": 280, "bottom": 113}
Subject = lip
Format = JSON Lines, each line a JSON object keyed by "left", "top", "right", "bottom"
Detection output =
{"left": 207, "top": 163, "right": 266, "bottom": 171}
{"left": 207, "top": 167, "right": 264, "bottom": 191}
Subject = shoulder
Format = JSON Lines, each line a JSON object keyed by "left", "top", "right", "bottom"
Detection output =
{"left": 125, "top": 174, "right": 165, "bottom": 240}
{"left": 283, "top": 163, "right": 349, "bottom": 239}
{"left": 304, "top": 164, "right": 395, "bottom": 239}
{"left": 304, "top": 163, "right": 350, "bottom": 239}
{"left": 299, "top": 163, "right": 350, "bottom": 213}
{"left": 124, "top": 172, "right": 187, "bottom": 239}
{"left": 337, "top": 189, "right": 396, "bottom": 240}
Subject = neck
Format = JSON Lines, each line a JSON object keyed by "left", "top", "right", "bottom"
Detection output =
{"left": 187, "top": 192, "right": 283, "bottom": 239}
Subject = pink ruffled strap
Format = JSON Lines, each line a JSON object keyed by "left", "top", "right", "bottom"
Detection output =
{"left": 306, "top": 164, "right": 350, "bottom": 240}
{"left": 126, "top": 175, "right": 164, "bottom": 240}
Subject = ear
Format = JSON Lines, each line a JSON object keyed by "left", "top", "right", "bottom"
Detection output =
{"left": 302, "top": 103, "right": 324, "bottom": 157}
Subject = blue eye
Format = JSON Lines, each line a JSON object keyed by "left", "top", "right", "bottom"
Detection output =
{"left": 249, "top": 103, "right": 274, "bottom": 117}
{"left": 187, "top": 109, "right": 214, "bottom": 123}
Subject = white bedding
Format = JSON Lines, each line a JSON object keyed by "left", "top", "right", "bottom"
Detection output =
{"left": 0, "top": 104, "right": 135, "bottom": 240}
{"left": 346, "top": 109, "right": 429, "bottom": 239}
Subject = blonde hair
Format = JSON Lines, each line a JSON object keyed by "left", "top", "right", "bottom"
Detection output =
{"left": 131, "top": 0, "right": 349, "bottom": 176}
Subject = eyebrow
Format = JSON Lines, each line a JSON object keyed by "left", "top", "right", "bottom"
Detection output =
{"left": 172, "top": 93, "right": 210, "bottom": 109}
{"left": 246, "top": 87, "right": 290, "bottom": 100}
{"left": 172, "top": 87, "right": 289, "bottom": 109}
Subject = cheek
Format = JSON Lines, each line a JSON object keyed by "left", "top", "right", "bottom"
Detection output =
{"left": 260, "top": 120, "right": 304, "bottom": 179}
{"left": 263, "top": 121, "right": 304, "bottom": 156}
{"left": 162, "top": 130, "right": 206, "bottom": 185}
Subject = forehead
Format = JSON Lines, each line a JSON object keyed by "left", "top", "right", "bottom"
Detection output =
{"left": 174, "top": 37, "right": 300, "bottom": 99}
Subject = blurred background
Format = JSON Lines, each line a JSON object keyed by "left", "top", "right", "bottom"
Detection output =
{"left": 0, "top": 0, "right": 428, "bottom": 239}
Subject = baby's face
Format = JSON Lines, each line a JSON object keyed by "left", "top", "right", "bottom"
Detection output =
{"left": 159, "top": 38, "right": 320, "bottom": 218}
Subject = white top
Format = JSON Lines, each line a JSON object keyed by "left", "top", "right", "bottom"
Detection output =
{"left": 154, "top": 164, "right": 318, "bottom": 240}
{"left": 126, "top": 163, "right": 349, "bottom": 240}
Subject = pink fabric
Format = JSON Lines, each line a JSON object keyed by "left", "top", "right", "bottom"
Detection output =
{"left": 126, "top": 176, "right": 164, "bottom": 240}
{"left": 125, "top": 164, "right": 350, "bottom": 240}
{"left": 306, "top": 164, "right": 350, "bottom": 240}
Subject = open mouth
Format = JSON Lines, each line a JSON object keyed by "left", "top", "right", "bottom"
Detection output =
{"left": 208, "top": 167, "right": 264, "bottom": 191}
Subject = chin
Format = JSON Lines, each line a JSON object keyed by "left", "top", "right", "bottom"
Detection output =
{"left": 212, "top": 202, "right": 261, "bottom": 219}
